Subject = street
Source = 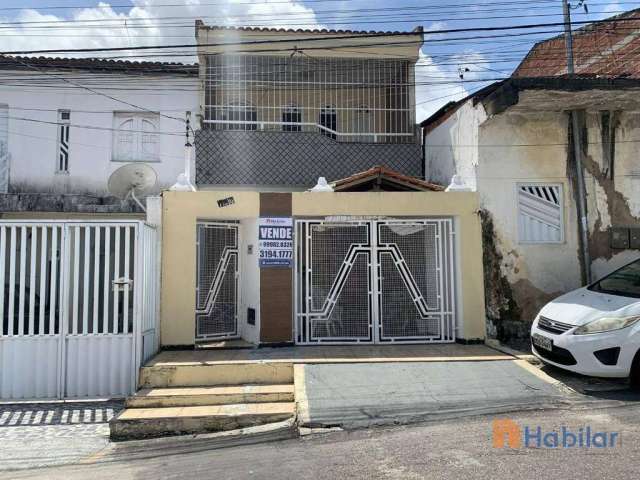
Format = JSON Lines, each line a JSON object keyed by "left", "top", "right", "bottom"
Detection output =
{"left": 4, "top": 401, "right": 640, "bottom": 480}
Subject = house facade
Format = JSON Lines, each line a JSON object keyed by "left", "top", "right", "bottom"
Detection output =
{"left": 0, "top": 56, "right": 199, "bottom": 212}
{"left": 0, "top": 56, "right": 197, "bottom": 400}
{"left": 422, "top": 76, "right": 640, "bottom": 346}
{"left": 151, "top": 23, "right": 487, "bottom": 349}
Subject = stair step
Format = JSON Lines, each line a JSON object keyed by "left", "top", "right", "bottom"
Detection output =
{"left": 110, "top": 402, "right": 296, "bottom": 440}
{"left": 126, "top": 385, "right": 295, "bottom": 408}
{"left": 139, "top": 362, "right": 293, "bottom": 388}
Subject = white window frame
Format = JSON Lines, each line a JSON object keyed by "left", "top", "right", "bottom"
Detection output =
{"left": 516, "top": 182, "right": 565, "bottom": 244}
{"left": 56, "top": 109, "right": 70, "bottom": 174}
{"left": 112, "top": 112, "right": 160, "bottom": 163}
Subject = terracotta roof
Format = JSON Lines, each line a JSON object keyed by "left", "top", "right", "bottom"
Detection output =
{"left": 0, "top": 55, "right": 198, "bottom": 75}
{"left": 195, "top": 21, "right": 423, "bottom": 37}
{"left": 332, "top": 166, "right": 444, "bottom": 192}
{"left": 513, "top": 8, "right": 640, "bottom": 79}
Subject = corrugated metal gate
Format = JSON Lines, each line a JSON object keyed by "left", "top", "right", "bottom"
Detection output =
{"left": 295, "top": 218, "right": 456, "bottom": 344}
{"left": 0, "top": 221, "right": 159, "bottom": 400}
{"left": 195, "top": 222, "right": 239, "bottom": 340}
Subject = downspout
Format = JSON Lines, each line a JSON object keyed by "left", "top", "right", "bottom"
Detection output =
{"left": 563, "top": 0, "right": 591, "bottom": 284}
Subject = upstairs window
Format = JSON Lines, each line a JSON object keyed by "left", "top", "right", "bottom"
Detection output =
{"left": 112, "top": 112, "right": 159, "bottom": 162}
{"left": 56, "top": 109, "right": 70, "bottom": 173}
{"left": 282, "top": 105, "right": 301, "bottom": 132}
{"left": 319, "top": 106, "right": 337, "bottom": 140}
{"left": 222, "top": 103, "right": 257, "bottom": 131}
{"left": 517, "top": 183, "right": 564, "bottom": 243}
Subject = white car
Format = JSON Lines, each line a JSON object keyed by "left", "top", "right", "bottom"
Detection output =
{"left": 530, "top": 258, "right": 640, "bottom": 387}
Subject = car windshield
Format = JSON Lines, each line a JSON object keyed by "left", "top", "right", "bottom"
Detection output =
{"left": 590, "top": 259, "right": 640, "bottom": 298}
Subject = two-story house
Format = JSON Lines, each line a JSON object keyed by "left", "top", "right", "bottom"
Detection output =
{"left": 194, "top": 23, "right": 425, "bottom": 189}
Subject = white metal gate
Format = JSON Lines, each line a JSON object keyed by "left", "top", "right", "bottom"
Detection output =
{"left": 195, "top": 222, "right": 240, "bottom": 340}
{"left": 295, "top": 218, "right": 456, "bottom": 344}
{"left": 0, "top": 221, "right": 159, "bottom": 400}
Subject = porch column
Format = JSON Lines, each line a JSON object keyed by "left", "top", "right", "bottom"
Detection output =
{"left": 259, "top": 192, "right": 294, "bottom": 344}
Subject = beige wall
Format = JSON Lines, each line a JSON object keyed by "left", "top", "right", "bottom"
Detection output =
{"left": 161, "top": 190, "right": 486, "bottom": 345}
{"left": 197, "top": 27, "right": 422, "bottom": 60}
{"left": 160, "top": 191, "right": 260, "bottom": 346}
{"left": 292, "top": 191, "right": 487, "bottom": 340}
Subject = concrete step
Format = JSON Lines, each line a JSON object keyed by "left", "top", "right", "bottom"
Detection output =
{"left": 110, "top": 402, "right": 296, "bottom": 440}
{"left": 139, "top": 361, "right": 294, "bottom": 388}
{"left": 126, "top": 385, "right": 295, "bottom": 408}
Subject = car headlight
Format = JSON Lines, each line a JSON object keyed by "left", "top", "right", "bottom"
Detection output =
{"left": 573, "top": 315, "right": 640, "bottom": 335}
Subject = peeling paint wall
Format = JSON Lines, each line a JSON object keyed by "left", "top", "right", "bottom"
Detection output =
{"left": 582, "top": 110, "right": 640, "bottom": 279}
{"left": 425, "top": 102, "right": 586, "bottom": 346}
{"left": 475, "top": 111, "right": 582, "bottom": 345}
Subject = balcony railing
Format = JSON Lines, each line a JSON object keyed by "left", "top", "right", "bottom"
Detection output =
{"left": 204, "top": 54, "right": 416, "bottom": 145}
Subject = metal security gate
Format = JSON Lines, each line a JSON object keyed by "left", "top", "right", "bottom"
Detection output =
{"left": 195, "top": 222, "right": 239, "bottom": 340}
{"left": 0, "top": 221, "right": 159, "bottom": 400}
{"left": 295, "top": 218, "right": 456, "bottom": 344}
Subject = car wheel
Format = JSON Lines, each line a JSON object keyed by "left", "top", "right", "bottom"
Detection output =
{"left": 630, "top": 350, "right": 640, "bottom": 392}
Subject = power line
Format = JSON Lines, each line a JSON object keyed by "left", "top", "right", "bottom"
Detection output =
{"left": 2, "top": 17, "right": 634, "bottom": 55}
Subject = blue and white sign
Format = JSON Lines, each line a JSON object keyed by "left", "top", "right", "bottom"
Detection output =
{"left": 259, "top": 217, "right": 293, "bottom": 267}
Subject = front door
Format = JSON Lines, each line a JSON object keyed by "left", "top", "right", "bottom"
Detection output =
{"left": 195, "top": 222, "right": 239, "bottom": 340}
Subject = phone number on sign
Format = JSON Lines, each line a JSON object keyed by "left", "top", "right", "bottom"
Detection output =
{"left": 259, "top": 250, "right": 292, "bottom": 259}
{"left": 260, "top": 241, "right": 292, "bottom": 248}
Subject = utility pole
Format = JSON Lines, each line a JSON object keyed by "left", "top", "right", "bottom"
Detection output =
{"left": 562, "top": 0, "right": 591, "bottom": 284}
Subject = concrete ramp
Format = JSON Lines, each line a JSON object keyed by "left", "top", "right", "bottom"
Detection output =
{"left": 297, "top": 360, "right": 571, "bottom": 428}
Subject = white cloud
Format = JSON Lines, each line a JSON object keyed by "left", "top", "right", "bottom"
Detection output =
{"left": 0, "top": 0, "right": 322, "bottom": 60}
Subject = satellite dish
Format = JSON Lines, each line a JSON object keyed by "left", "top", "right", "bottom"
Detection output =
{"left": 108, "top": 163, "right": 158, "bottom": 212}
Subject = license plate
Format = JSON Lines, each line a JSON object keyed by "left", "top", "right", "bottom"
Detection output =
{"left": 532, "top": 333, "right": 553, "bottom": 351}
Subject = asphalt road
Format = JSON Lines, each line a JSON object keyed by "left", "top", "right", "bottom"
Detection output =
{"left": 5, "top": 402, "right": 640, "bottom": 480}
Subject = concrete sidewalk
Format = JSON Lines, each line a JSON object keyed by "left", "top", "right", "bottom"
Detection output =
{"left": 0, "top": 401, "right": 122, "bottom": 471}
{"left": 296, "top": 359, "right": 573, "bottom": 428}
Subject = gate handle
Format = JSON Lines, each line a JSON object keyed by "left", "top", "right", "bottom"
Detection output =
{"left": 112, "top": 277, "right": 133, "bottom": 292}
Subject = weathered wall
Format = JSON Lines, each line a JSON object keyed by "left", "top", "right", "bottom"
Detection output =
{"left": 424, "top": 93, "right": 640, "bottom": 347}
{"left": 0, "top": 72, "right": 199, "bottom": 197}
{"left": 476, "top": 111, "right": 582, "bottom": 346}
{"left": 424, "top": 100, "right": 486, "bottom": 189}
{"left": 581, "top": 111, "right": 640, "bottom": 279}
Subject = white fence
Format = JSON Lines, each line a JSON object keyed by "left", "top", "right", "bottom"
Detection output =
{"left": 0, "top": 221, "right": 160, "bottom": 400}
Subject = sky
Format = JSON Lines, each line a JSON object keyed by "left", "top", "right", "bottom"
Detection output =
{"left": 0, "top": 0, "right": 637, "bottom": 120}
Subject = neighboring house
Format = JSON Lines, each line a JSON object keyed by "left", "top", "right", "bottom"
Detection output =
{"left": 514, "top": 8, "right": 640, "bottom": 78}
{"left": 422, "top": 23, "right": 640, "bottom": 346}
{"left": 0, "top": 56, "right": 198, "bottom": 401}
{"left": 194, "top": 23, "right": 425, "bottom": 189}
{"left": 0, "top": 56, "right": 199, "bottom": 212}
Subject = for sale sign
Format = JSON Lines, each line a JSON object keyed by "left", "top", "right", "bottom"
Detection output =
{"left": 258, "top": 217, "right": 293, "bottom": 267}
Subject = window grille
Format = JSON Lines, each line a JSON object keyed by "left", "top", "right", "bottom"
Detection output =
{"left": 112, "top": 112, "right": 160, "bottom": 162}
{"left": 0, "top": 104, "right": 7, "bottom": 192}
{"left": 204, "top": 54, "right": 416, "bottom": 144}
{"left": 517, "top": 184, "right": 564, "bottom": 243}
{"left": 56, "top": 110, "right": 70, "bottom": 173}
